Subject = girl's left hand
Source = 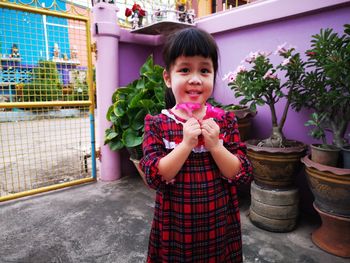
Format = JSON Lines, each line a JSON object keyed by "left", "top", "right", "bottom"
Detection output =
{"left": 201, "top": 118, "right": 220, "bottom": 151}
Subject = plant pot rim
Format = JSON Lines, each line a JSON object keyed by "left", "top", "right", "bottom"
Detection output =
{"left": 310, "top": 144, "right": 341, "bottom": 152}
{"left": 246, "top": 139, "right": 307, "bottom": 153}
{"left": 341, "top": 145, "right": 350, "bottom": 151}
{"left": 301, "top": 155, "right": 350, "bottom": 176}
{"left": 232, "top": 107, "right": 257, "bottom": 119}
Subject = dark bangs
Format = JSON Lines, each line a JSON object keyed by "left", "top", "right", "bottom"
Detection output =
{"left": 162, "top": 28, "right": 219, "bottom": 78}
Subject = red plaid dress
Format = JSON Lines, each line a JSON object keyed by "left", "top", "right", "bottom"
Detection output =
{"left": 140, "top": 108, "right": 253, "bottom": 263}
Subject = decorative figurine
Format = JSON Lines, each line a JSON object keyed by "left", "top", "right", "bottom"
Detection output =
{"left": 125, "top": 3, "right": 146, "bottom": 29}
{"left": 131, "top": 12, "right": 139, "bottom": 29}
{"left": 9, "top": 44, "right": 20, "bottom": 58}
{"left": 186, "top": 9, "right": 195, "bottom": 24}
{"left": 176, "top": 0, "right": 187, "bottom": 22}
{"left": 53, "top": 43, "right": 60, "bottom": 60}
{"left": 71, "top": 45, "right": 78, "bottom": 60}
{"left": 63, "top": 53, "right": 68, "bottom": 61}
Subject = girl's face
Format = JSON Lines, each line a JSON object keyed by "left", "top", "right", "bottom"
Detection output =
{"left": 163, "top": 55, "right": 214, "bottom": 108}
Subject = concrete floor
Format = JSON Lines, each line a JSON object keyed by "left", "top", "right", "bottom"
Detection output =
{"left": 0, "top": 173, "right": 348, "bottom": 263}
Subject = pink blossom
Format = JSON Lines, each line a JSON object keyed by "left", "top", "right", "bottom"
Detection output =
{"left": 235, "top": 65, "right": 246, "bottom": 74}
{"left": 222, "top": 71, "right": 237, "bottom": 83}
{"left": 205, "top": 103, "right": 225, "bottom": 120}
{"left": 176, "top": 102, "right": 201, "bottom": 117}
{"left": 258, "top": 51, "right": 272, "bottom": 57}
{"left": 245, "top": 51, "right": 259, "bottom": 63}
{"left": 263, "top": 69, "right": 278, "bottom": 80}
{"left": 275, "top": 42, "right": 288, "bottom": 55}
{"left": 281, "top": 57, "right": 291, "bottom": 66}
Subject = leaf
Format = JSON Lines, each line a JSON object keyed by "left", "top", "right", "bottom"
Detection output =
{"left": 109, "top": 141, "right": 124, "bottom": 151}
{"left": 122, "top": 128, "right": 143, "bottom": 148}
{"left": 140, "top": 55, "right": 153, "bottom": 76}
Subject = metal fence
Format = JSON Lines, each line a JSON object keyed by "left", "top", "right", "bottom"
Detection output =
{"left": 0, "top": 0, "right": 96, "bottom": 201}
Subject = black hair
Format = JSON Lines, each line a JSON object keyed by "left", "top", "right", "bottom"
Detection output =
{"left": 162, "top": 27, "right": 219, "bottom": 108}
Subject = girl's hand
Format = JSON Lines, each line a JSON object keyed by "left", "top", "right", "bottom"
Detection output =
{"left": 182, "top": 117, "right": 202, "bottom": 149}
{"left": 201, "top": 118, "right": 220, "bottom": 151}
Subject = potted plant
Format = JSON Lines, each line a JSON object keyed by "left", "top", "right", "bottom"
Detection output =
{"left": 104, "top": 55, "right": 166, "bottom": 161}
{"left": 294, "top": 24, "right": 350, "bottom": 257}
{"left": 304, "top": 112, "right": 341, "bottom": 167}
{"left": 224, "top": 44, "right": 308, "bottom": 232}
{"left": 342, "top": 133, "right": 350, "bottom": 169}
{"left": 207, "top": 98, "right": 257, "bottom": 142}
{"left": 225, "top": 44, "right": 307, "bottom": 189}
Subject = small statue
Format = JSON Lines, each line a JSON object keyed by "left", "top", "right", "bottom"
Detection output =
{"left": 132, "top": 12, "right": 140, "bottom": 29}
{"left": 9, "top": 44, "right": 20, "bottom": 58}
{"left": 71, "top": 45, "right": 78, "bottom": 60}
{"left": 53, "top": 43, "right": 60, "bottom": 60}
{"left": 63, "top": 53, "right": 68, "bottom": 61}
{"left": 186, "top": 9, "right": 195, "bottom": 24}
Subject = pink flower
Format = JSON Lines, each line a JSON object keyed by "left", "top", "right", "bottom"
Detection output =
{"left": 205, "top": 103, "right": 225, "bottom": 120}
{"left": 263, "top": 69, "right": 278, "bottom": 79}
{"left": 222, "top": 71, "right": 237, "bottom": 83}
{"left": 235, "top": 65, "right": 246, "bottom": 74}
{"left": 176, "top": 102, "right": 201, "bottom": 117}
{"left": 275, "top": 42, "right": 288, "bottom": 55}
{"left": 281, "top": 57, "right": 291, "bottom": 66}
{"left": 258, "top": 51, "right": 272, "bottom": 57}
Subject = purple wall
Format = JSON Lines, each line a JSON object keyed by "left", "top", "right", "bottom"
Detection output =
{"left": 211, "top": 5, "right": 350, "bottom": 144}
{"left": 118, "top": 1, "right": 350, "bottom": 146}
{"left": 114, "top": 1, "right": 350, "bottom": 214}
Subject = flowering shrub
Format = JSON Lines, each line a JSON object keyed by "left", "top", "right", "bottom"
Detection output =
{"left": 223, "top": 43, "right": 305, "bottom": 147}
{"left": 125, "top": 3, "right": 146, "bottom": 18}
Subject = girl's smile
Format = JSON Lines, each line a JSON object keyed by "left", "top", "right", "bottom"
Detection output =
{"left": 163, "top": 55, "right": 215, "bottom": 118}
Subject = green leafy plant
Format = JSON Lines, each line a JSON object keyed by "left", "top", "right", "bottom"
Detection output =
{"left": 304, "top": 112, "right": 328, "bottom": 146}
{"left": 104, "top": 55, "right": 166, "bottom": 152}
{"left": 292, "top": 24, "right": 350, "bottom": 148}
{"left": 224, "top": 44, "right": 305, "bottom": 147}
{"left": 21, "top": 60, "right": 62, "bottom": 102}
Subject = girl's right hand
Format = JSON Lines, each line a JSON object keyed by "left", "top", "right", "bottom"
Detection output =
{"left": 182, "top": 118, "right": 202, "bottom": 149}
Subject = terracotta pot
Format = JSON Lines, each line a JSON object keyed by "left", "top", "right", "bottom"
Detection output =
{"left": 312, "top": 203, "right": 350, "bottom": 258}
{"left": 233, "top": 107, "right": 257, "bottom": 142}
{"left": 246, "top": 139, "right": 307, "bottom": 189}
{"left": 301, "top": 155, "right": 350, "bottom": 217}
{"left": 126, "top": 145, "right": 143, "bottom": 160}
{"left": 310, "top": 144, "right": 340, "bottom": 167}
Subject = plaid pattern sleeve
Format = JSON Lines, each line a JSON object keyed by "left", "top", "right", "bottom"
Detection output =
{"left": 139, "top": 114, "right": 168, "bottom": 191}
{"left": 222, "top": 111, "right": 253, "bottom": 186}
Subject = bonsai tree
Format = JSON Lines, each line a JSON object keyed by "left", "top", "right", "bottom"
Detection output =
{"left": 292, "top": 24, "right": 350, "bottom": 148}
{"left": 104, "top": 55, "right": 166, "bottom": 157}
{"left": 225, "top": 44, "right": 305, "bottom": 148}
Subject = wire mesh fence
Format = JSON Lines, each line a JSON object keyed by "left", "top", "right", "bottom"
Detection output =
{"left": 0, "top": 0, "right": 96, "bottom": 201}
{"left": 0, "top": 107, "right": 93, "bottom": 196}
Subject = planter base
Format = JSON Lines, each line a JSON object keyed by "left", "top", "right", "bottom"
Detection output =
{"left": 312, "top": 203, "right": 350, "bottom": 258}
{"left": 130, "top": 158, "right": 148, "bottom": 186}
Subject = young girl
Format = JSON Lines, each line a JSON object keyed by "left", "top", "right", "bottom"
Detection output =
{"left": 140, "top": 27, "right": 253, "bottom": 263}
